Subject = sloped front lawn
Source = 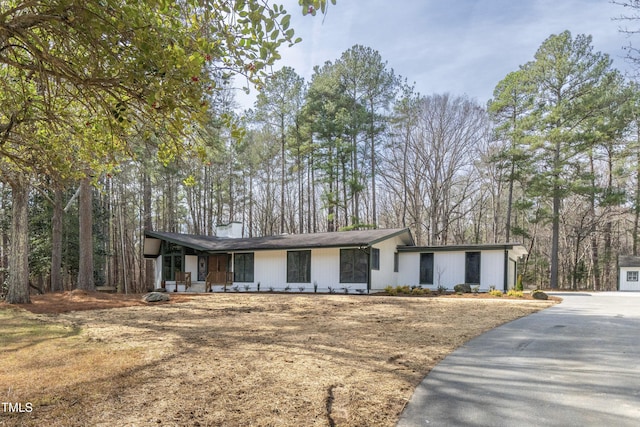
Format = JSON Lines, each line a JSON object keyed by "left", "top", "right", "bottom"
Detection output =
{"left": 1, "top": 292, "right": 555, "bottom": 426}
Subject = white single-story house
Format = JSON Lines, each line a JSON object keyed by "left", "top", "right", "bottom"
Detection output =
{"left": 143, "top": 224, "right": 527, "bottom": 293}
{"left": 618, "top": 256, "right": 640, "bottom": 291}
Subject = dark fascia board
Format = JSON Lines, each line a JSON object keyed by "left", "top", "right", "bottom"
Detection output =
{"left": 145, "top": 228, "right": 412, "bottom": 254}
{"left": 144, "top": 230, "right": 225, "bottom": 253}
{"left": 368, "top": 227, "right": 415, "bottom": 247}
{"left": 397, "top": 243, "right": 527, "bottom": 254}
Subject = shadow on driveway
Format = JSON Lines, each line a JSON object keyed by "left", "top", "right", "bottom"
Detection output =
{"left": 397, "top": 293, "right": 640, "bottom": 427}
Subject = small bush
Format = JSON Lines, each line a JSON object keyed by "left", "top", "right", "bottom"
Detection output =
{"left": 437, "top": 285, "right": 448, "bottom": 293}
{"left": 384, "top": 285, "right": 397, "bottom": 295}
{"left": 489, "top": 289, "right": 503, "bottom": 297}
{"left": 454, "top": 284, "right": 472, "bottom": 293}
{"left": 397, "top": 285, "right": 411, "bottom": 294}
{"left": 411, "top": 287, "right": 424, "bottom": 295}
{"left": 506, "top": 289, "right": 524, "bottom": 298}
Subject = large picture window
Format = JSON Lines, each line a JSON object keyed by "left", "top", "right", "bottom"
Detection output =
{"left": 465, "top": 252, "right": 481, "bottom": 284}
{"left": 234, "top": 253, "right": 254, "bottom": 282}
{"left": 340, "top": 249, "right": 369, "bottom": 283}
{"left": 287, "top": 250, "right": 311, "bottom": 283}
{"left": 420, "top": 253, "right": 434, "bottom": 284}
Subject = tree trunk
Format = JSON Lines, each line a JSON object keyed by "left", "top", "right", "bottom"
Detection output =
{"left": 6, "top": 176, "right": 30, "bottom": 304}
{"left": 549, "top": 140, "right": 562, "bottom": 289}
{"left": 77, "top": 178, "right": 95, "bottom": 291}
{"left": 51, "top": 188, "right": 63, "bottom": 292}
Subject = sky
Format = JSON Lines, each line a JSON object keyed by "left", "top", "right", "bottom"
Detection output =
{"left": 235, "top": 0, "right": 639, "bottom": 110}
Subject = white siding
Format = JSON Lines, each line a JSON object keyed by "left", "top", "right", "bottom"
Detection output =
{"left": 258, "top": 250, "right": 287, "bottom": 289}
{"left": 370, "top": 235, "right": 405, "bottom": 290}
{"left": 154, "top": 255, "right": 162, "bottom": 288}
{"left": 619, "top": 267, "right": 640, "bottom": 291}
{"left": 396, "top": 252, "right": 420, "bottom": 288}
{"left": 396, "top": 250, "right": 507, "bottom": 291}
{"left": 231, "top": 248, "right": 360, "bottom": 293}
{"left": 480, "top": 251, "right": 505, "bottom": 290}
{"left": 434, "top": 252, "right": 466, "bottom": 288}
{"left": 185, "top": 255, "right": 198, "bottom": 280}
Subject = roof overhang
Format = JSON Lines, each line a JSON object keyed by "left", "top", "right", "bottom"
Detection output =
{"left": 398, "top": 243, "right": 528, "bottom": 258}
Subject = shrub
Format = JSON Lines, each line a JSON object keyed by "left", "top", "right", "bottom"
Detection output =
{"left": 471, "top": 286, "right": 480, "bottom": 294}
{"left": 506, "top": 289, "right": 524, "bottom": 298}
{"left": 489, "top": 289, "right": 503, "bottom": 297}
{"left": 384, "top": 285, "right": 397, "bottom": 295}
{"left": 411, "top": 287, "right": 424, "bottom": 295}
{"left": 437, "top": 285, "right": 448, "bottom": 294}
{"left": 397, "top": 285, "right": 411, "bottom": 294}
{"left": 516, "top": 274, "right": 524, "bottom": 291}
{"left": 454, "top": 283, "right": 472, "bottom": 293}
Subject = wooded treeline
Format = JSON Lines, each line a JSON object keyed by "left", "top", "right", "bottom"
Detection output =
{"left": 3, "top": 3, "right": 640, "bottom": 297}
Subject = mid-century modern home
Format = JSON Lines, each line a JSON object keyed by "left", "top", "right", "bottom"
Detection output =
{"left": 143, "top": 222, "right": 528, "bottom": 293}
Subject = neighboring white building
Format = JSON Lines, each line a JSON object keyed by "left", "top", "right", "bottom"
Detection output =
{"left": 143, "top": 226, "right": 528, "bottom": 293}
{"left": 618, "top": 256, "right": 640, "bottom": 291}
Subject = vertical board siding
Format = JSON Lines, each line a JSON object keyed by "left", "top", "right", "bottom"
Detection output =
{"left": 396, "top": 250, "right": 508, "bottom": 291}
{"left": 480, "top": 251, "right": 505, "bottom": 290}
{"left": 370, "top": 236, "right": 404, "bottom": 290}
{"left": 185, "top": 255, "right": 198, "bottom": 281}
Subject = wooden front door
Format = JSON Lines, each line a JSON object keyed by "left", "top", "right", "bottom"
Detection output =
{"left": 208, "top": 254, "right": 229, "bottom": 284}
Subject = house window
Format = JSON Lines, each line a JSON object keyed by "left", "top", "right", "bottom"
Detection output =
{"left": 627, "top": 271, "right": 639, "bottom": 282}
{"left": 394, "top": 252, "right": 399, "bottom": 273}
{"left": 162, "top": 242, "right": 182, "bottom": 281}
{"left": 371, "top": 248, "right": 380, "bottom": 270}
{"left": 234, "top": 253, "right": 254, "bottom": 282}
{"left": 340, "top": 249, "right": 369, "bottom": 283}
{"left": 465, "top": 252, "right": 481, "bottom": 284}
{"left": 287, "top": 250, "right": 311, "bottom": 283}
{"left": 420, "top": 253, "right": 434, "bottom": 284}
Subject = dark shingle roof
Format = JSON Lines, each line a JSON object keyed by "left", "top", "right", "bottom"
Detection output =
{"left": 619, "top": 255, "right": 640, "bottom": 268}
{"left": 145, "top": 228, "right": 413, "bottom": 255}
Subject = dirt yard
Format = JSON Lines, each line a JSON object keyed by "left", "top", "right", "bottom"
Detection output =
{"left": 1, "top": 291, "right": 556, "bottom": 426}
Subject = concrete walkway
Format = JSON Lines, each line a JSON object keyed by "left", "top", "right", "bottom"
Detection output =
{"left": 397, "top": 293, "right": 640, "bottom": 426}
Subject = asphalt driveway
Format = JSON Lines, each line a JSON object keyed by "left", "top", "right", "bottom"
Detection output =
{"left": 397, "top": 292, "right": 640, "bottom": 426}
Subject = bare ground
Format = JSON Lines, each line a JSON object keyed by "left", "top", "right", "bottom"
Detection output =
{"left": 0, "top": 291, "right": 556, "bottom": 426}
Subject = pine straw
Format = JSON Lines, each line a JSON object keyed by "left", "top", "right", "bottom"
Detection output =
{"left": 0, "top": 293, "right": 555, "bottom": 426}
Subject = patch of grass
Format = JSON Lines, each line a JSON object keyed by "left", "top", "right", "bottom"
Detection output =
{"left": 0, "top": 308, "right": 145, "bottom": 426}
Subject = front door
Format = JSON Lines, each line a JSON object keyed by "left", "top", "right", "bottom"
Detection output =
{"left": 208, "top": 254, "right": 229, "bottom": 284}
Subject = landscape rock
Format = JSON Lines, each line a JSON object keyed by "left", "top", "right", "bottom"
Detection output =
{"left": 531, "top": 290, "right": 549, "bottom": 300}
{"left": 142, "top": 292, "right": 170, "bottom": 303}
